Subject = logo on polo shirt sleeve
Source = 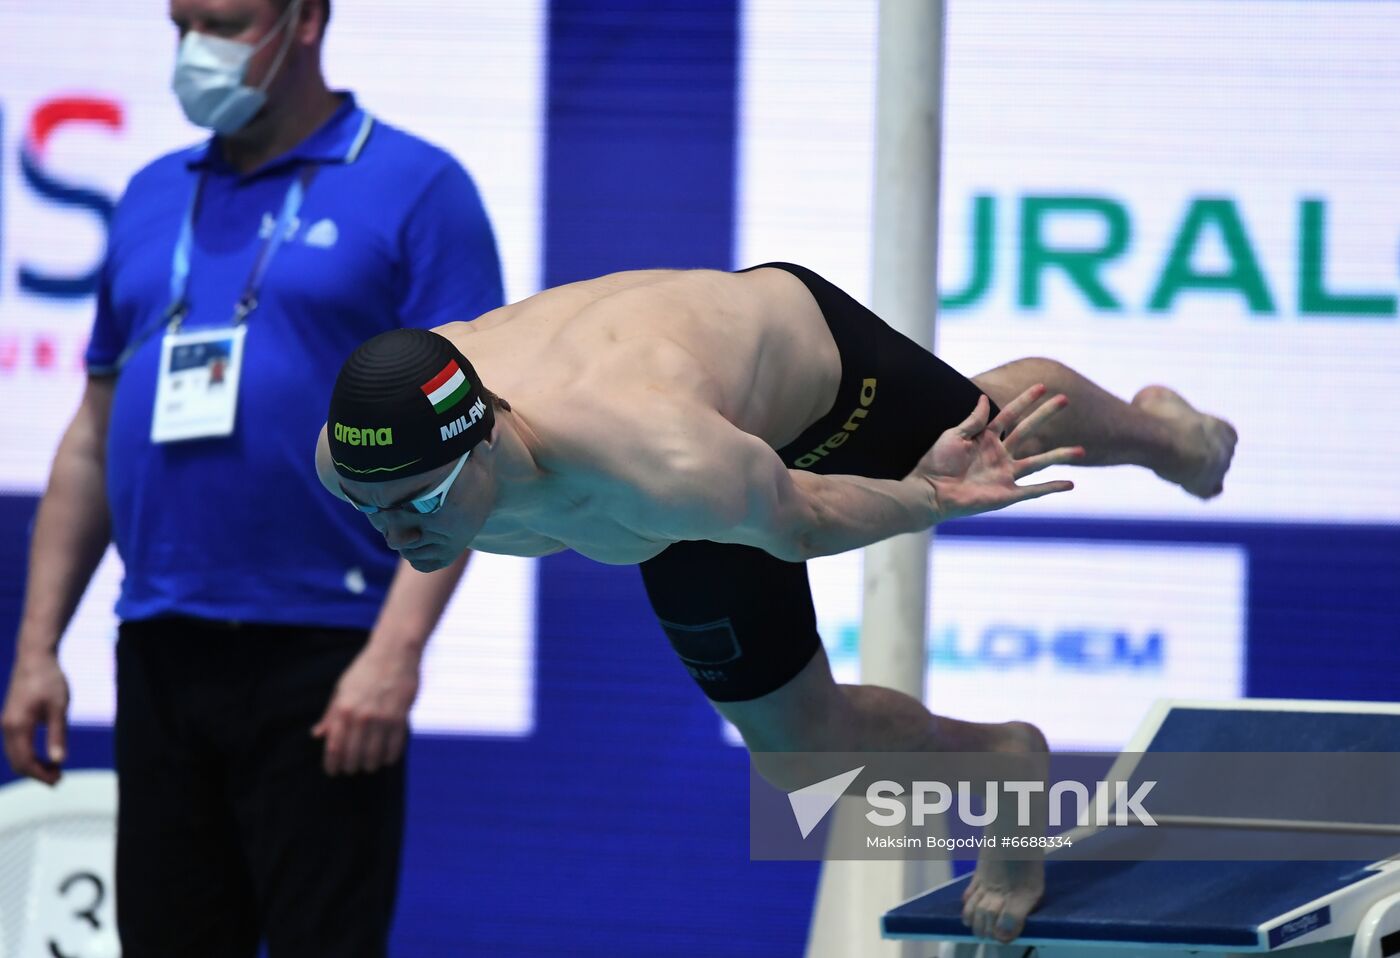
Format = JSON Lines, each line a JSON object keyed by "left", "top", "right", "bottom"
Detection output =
{"left": 304, "top": 218, "right": 339, "bottom": 248}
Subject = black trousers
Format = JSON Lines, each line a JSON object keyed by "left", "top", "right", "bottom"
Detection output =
{"left": 115, "top": 617, "right": 405, "bottom": 958}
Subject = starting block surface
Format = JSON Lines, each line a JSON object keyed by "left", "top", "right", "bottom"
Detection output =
{"left": 882, "top": 699, "right": 1400, "bottom": 955}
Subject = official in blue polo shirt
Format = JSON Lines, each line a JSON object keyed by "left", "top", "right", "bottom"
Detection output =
{"left": 0, "top": 1, "right": 502, "bottom": 956}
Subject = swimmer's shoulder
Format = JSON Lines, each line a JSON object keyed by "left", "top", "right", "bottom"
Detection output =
{"left": 427, "top": 270, "right": 677, "bottom": 336}
{"left": 431, "top": 268, "right": 728, "bottom": 334}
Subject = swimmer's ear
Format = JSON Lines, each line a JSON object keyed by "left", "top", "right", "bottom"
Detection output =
{"left": 315, "top": 424, "right": 350, "bottom": 501}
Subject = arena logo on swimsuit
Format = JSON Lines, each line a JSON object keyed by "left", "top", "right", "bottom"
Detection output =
{"left": 793, "top": 378, "right": 876, "bottom": 469}
{"left": 941, "top": 194, "right": 1398, "bottom": 319}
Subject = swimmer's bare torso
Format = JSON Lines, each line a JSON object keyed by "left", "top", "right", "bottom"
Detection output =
{"left": 431, "top": 267, "right": 840, "bottom": 564}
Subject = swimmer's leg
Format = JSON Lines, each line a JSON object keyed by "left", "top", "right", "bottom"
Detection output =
{"left": 718, "top": 649, "right": 1046, "bottom": 944}
{"left": 972, "top": 357, "right": 1237, "bottom": 498}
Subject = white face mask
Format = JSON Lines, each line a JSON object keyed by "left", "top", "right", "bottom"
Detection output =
{"left": 171, "top": 0, "right": 302, "bottom": 135}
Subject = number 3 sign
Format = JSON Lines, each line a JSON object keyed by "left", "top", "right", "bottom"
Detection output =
{"left": 0, "top": 771, "right": 119, "bottom": 958}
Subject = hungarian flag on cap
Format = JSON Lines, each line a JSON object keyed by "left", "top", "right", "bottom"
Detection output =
{"left": 420, "top": 359, "right": 471, "bottom": 414}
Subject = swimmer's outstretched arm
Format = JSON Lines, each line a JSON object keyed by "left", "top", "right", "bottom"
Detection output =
{"left": 620, "top": 385, "right": 1083, "bottom": 562}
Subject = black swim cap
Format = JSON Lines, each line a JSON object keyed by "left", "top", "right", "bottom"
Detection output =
{"left": 328, "top": 328, "right": 495, "bottom": 483}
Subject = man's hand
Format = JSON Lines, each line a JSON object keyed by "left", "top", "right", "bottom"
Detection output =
{"left": 913, "top": 385, "right": 1084, "bottom": 522}
{"left": 2, "top": 650, "right": 70, "bottom": 786}
{"left": 312, "top": 643, "right": 420, "bottom": 776}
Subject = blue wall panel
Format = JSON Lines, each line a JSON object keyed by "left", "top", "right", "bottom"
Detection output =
{"left": 396, "top": 2, "right": 817, "bottom": 954}
{"left": 4, "top": 3, "right": 1400, "bottom": 955}
{"left": 544, "top": 0, "right": 738, "bottom": 282}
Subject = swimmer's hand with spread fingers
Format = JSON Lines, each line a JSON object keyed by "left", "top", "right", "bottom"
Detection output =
{"left": 911, "top": 384, "right": 1084, "bottom": 523}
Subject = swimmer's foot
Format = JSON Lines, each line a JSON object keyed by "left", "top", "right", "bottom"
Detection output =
{"left": 1132, "top": 385, "right": 1238, "bottom": 499}
{"left": 961, "top": 721, "right": 1048, "bottom": 943}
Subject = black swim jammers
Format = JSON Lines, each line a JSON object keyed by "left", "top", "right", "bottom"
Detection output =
{"left": 638, "top": 263, "right": 995, "bottom": 703}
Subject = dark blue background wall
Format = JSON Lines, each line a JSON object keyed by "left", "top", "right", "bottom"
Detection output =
{"left": 3, "top": 3, "right": 1399, "bottom": 955}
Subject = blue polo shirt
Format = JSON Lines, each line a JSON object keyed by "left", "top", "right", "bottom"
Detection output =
{"left": 87, "top": 94, "right": 503, "bottom": 628}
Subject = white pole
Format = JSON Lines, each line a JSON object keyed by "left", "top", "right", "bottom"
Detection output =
{"left": 805, "top": 1, "right": 948, "bottom": 956}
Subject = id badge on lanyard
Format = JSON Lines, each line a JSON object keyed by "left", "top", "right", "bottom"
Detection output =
{"left": 151, "top": 324, "right": 248, "bottom": 442}
{"left": 150, "top": 165, "right": 314, "bottom": 444}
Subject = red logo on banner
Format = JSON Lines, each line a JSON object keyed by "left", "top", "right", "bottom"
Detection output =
{"left": 4, "top": 94, "right": 122, "bottom": 376}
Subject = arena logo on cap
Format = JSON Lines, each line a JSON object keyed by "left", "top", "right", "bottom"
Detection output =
{"left": 334, "top": 423, "right": 394, "bottom": 446}
{"left": 420, "top": 359, "right": 472, "bottom": 414}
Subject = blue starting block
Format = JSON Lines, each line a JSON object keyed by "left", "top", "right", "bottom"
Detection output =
{"left": 882, "top": 699, "right": 1400, "bottom": 957}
